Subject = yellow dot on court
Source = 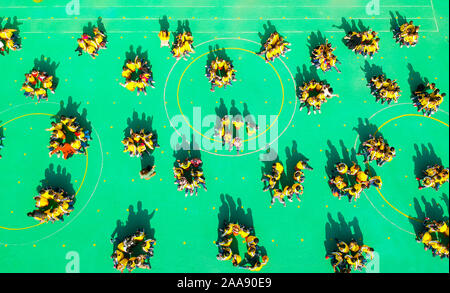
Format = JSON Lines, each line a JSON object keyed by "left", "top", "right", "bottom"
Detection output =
{"left": 301, "top": 239, "right": 304, "bottom": 242}
{"left": 97, "top": 210, "right": 100, "bottom": 212}
{"left": 4, "top": 245, "right": 7, "bottom": 247}
{"left": 272, "top": 239, "right": 275, "bottom": 242}
{"left": 75, "top": 180, "right": 78, "bottom": 183}
{"left": 159, "top": 178, "right": 162, "bottom": 181}
{"left": 18, "top": 181, "right": 21, "bottom": 184}
{"left": 387, "top": 237, "right": 390, "bottom": 240}
{"left": 242, "top": 177, "right": 245, "bottom": 180}
{"left": 93, "top": 243, "right": 96, "bottom": 246}
{"left": 10, "top": 211, "right": 13, "bottom": 214}
{"left": 183, "top": 241, "right": 186, "bottom": 245}
{"left": 184, "top": 208, "right": 187, "bottom": 211}
{"left": 318, "top": 124, "right": 320, "bottom": 127}
{"left": 33, "top": 244, "right": 36, "bottom": 247}
{"left": 131, "top": 179, "right": 135, "bottom": 182}
{"left": 297, "top": 205, "right": 300, "bottom": 208}
{"left": 212, "top": 207, "right": 215, "bottom": 210}
{"left": 155, "top": 208, "right": 158, "bottom": 211}
{"left": 215, "top": 177, "right": 218, "bottom": 180}
{"left": 63, "top": 244, "right": 66, "bottom": 247}
{"left": 325, "top": 205, "right": 328, "bottom": 208}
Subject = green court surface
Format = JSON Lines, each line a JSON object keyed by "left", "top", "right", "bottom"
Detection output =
{"left": 0, "top": 0, "right": 448, "bottom": 273}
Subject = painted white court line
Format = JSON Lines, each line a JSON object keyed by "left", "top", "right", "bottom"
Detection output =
{"left": 429, "top": 0, "right": 440, "bottom": 33}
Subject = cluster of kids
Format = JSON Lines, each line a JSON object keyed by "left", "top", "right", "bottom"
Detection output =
{"left": 214, "top": 115, "right": 258, "bottom": 153}
{"left": 262, "top": 161, "right": 313, "bottom": 207}
{"left": 170, "top": 31, "right": 195, "bottom": 61}
{"left": 173, "top": 157, "right": 207, "bottom": 196}
{"left": 0, "top": 27, "right": 21, "bottom": 55}
{"left": 326, "top": 239, "right": 375, "bottom": 273}
{"left": 258, "top": 31, "right": 291, "bottom": 62}
{"left": 310, "top": 40, "right": 341, "bottom": 73}
{"left": 298, "top": 79, "right": 339, "bottom": 115}
{"left": 75, "top": 26, "right": 107, "bottom": 59}
{"left": 206, "top": 57, "right": 237, "bottom": 92}
{"left": 412, "top": 82, "right": 446, "bottom": 117}
{"left": 416, "top": 164, "right": 449, "bottom": 191}
{"left": 329, "top": 161, "right": 382, "bottom": 202}
{"left": 27, "top": 187, "right": 75, "bottom": 224}
{"left": 393, "top": 21, "right": 420, "bottom": 48}
{"left": 216, "top": 222, "right": 269, "bottom": 271}
{"left": 120, "top": 56, "right": 155, "bottom": 96}
{"left": 416, "top": 218, "right": 449, "bottom": 259}
{"left": 21, "top": 69, "right": 56, "bottom": 102}
{"left": 344, "top": 29, "right": 380, "bottom": 59}
{"left": 122, "top": 128, "right": 159, "bottom": 158}
{"left": 47, "top": 116, "right": 92, "bottom": 160}
{"left": 111, "top": 229, "right": 155, "bottom": 273}
{"left": 367, "top": 75, "right": 401, "bottom": 104}
{"left": 357, "top": 134, "right": 396, "bottom": 167}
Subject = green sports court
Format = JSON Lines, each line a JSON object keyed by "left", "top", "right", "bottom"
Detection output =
{"left": 0, "top": 0, "right": 448, "bottom": 273}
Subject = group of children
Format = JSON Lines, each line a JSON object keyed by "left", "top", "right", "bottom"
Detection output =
{"left": 217, "top": 222, "right": 269, "bottom": 271}
{"left": 0, "top": 27, "right": 21, "bottom": 55}
{"left": 329, "top": 161, "right": 382, "bottom": 202}
{"left": 412, "top": 82, "right": 446, "bottom": 117}
{"left": 367, "top": 75, "right": 401, "bottom": 104}
{"left": 326, "top": 239, "right": 375, "bottom": 273}
{"left": 261, "top": 160, "right": 313, "bottom": 207}
{"left": 417, "top": 164, "right": 449, "bottom": 191}
{"left": 357, "top": 134, "right": 396, "bottom": 167}
{"left": 21, "top": 69, "right": 56, "bottom": 102}
{"left": 344, "top": 29, "right": 380, "bottom": 59}
{"left": 393, "top": 21, "right": 420, "bottom": 48}
{"left": 258, "top": 31, "right": 291, "bottom": 62}
{"left": 298, "top": 79, "right": 339, "bottom": 115}
{"left": 310, "top": 40, "right": 341, "bottom": 73}
{"left": 47, "top": 116, "right": 92, "bottom": 160}
{"left": 122, "top": 128, "right": 159, "bottom": 158}
{"left": 170, "top": 31, "right": 195, "bottom": 61}
{"left": 173, "top": 157, "right": 207, "bottom": 196}
{"left": 416, "top": 218, "right": 449, "bottom": 259}
{"left": 27, "top": 187, "right": 75, "bottom": 224}
{"left": 75, "top": 26, "right": 107, "bottom": 59}
{"left": 206, "top": 57, "right": 237, "bottom": 92}
{"left": 214, "top": 115, "right": 259, "bottom": 153}
{"left": 111, "top": 229, "right": 155, "bottom": 273}
{"left": 120, "top": 56, "right": 156, "bottom": 96}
